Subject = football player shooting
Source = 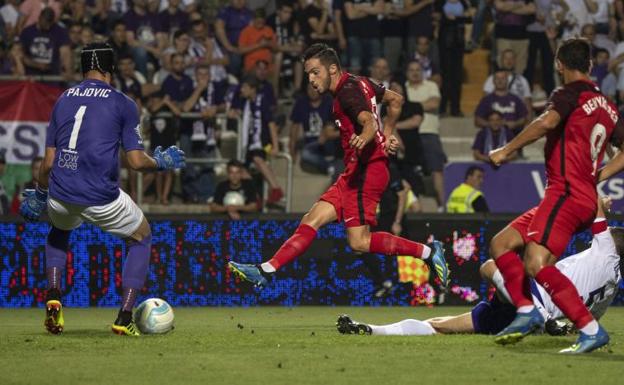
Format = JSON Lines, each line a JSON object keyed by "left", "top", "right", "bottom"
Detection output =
{"left": 19, "top": 42, "right": 186, "bottom": 336}
{"left": 338, "top": 198, "right": 623, "bottom": 337}
{"left": 229, "top": 43, "right": 449, "bottom": 289}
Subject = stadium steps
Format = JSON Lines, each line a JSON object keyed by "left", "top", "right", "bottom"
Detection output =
{"left": 439, "top": 116, "right": 545, "bottom": 161}
{"left": 460, "top": 48, "right": 490, "bottom": 114}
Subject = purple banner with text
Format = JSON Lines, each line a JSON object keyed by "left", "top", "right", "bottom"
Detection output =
{"left": 444, "top": 162, "right": 624, "bottom": 213}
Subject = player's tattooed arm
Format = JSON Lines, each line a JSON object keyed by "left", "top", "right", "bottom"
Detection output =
{"left": 489, "top": 109, "right": 560, "bottom": 166}
{"left": 381, "top": 89, "right": 404, "bottom": 135}
{"left": 350, "top": 111, "right": 378, "bottom": 150}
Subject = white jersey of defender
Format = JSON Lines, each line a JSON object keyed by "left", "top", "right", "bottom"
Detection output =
{"left": 533, "top": 228, "right": 622, "bottom": 321}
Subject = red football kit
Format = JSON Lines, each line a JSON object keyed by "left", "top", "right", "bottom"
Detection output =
{"left": 511, "top": 80, "right": 624, "bottom": 256}
{"left": 319, "top": 72, "right": 389, "bottom": 228}
{"left": 497, "top": 79, "right": 624, "bottom": 329}
{"left": 265, "top": 72, "right": 429, "bottom": 271}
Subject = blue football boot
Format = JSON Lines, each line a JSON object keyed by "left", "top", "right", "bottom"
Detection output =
{"left": 427, "top": 240, "right": 450, "bottom": 288}
{"left": 559, "top": 325, "right": 610, "bottom": 354}
{"left": 228, "top": 261, "right": 270, "bottom": 288}
{"left": 494, "top": 307, "right": 545, "bottom": 345}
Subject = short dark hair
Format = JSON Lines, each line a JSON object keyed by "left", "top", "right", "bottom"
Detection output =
{"left": 173, "top": 29, "right": 188, "bottom": 40}
{"left": 241, "top": 75, "right": 259, "bottom": 89}
{"left": 170, "top": 52, "right": 185, "bottom": 62}
{"left": 556, "top": 38, "right": 592, "bottom": 73}
{"left": 594, "top": 48, "right": 609, "bottom": 58}
{"left": 227, "top": 159, "right": 244, "bottom": 170}
{"left": 487, "top": 110, "right": 502, "bottom": 119}
{"left": 278, "top": 0, "right": 293, "bottom": 9}
{"left": 113, "top": 20, "right": 125, "bottom": 29}
{"left": 301, "top": 43, "right": 341, "bottom": 70}
{"left": 609, "top": 227, "right": 624, "bottom": 257}
{"left": 465, "top": 166, "right": 484, "bottom": 180}
{"left": 81, "top": 42, "right": 115, "bottom": 75}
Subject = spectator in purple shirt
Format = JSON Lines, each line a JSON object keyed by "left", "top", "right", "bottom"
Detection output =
{"left": 109, "top": 20, "right": 133, "bottom": 60}
{"left": 472, "top": 110, "right": 518, "bottom": 162}
{"left": 215, "top": 0, "right": 253, "bottom": 76}
{"left": 178, "top": 64, "right": 227, "bottom": 202}
{"left": 19, "top": 7, "right": 72, "bottom": 77}
{"left": 149, "top": 53, "right": 192, "bottom": 204}
{"left": 226, "top": 59, "right": 276, "bottom": 117}
{"left": 493, "top": 0, "right": 536, "bottom": 74}
{"left": 123, "top": 0, "right": 167, "bottom": 75}
{"left": 289, "top": 82, "right": 338, "bottom": 174}
{"left": 159, "top": 0, "right": 190, "bottom": 35}
{"left": 474, "top": 69, "right": 528, "bottom": 134}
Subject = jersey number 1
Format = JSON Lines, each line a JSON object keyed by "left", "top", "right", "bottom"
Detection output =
{"left": 69, "top": 105, "right": 87, "bottom": 150}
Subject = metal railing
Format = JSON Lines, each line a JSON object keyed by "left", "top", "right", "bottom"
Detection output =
{"left": 0, "top": 74, "right": 67, "bottom": 82}
{"left": 139, "top": 111, "right": 294, "bottom": 212}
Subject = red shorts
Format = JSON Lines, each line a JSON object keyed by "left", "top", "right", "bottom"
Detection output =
{"left": 510, "top": 193, "right": 595, "bottom": 257}
{"left": 319, "top": 159, "right": 389, "bottom": 228}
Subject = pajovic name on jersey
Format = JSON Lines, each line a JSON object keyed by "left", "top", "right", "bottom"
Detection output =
{"left": 65, "top": 87, "right": 112, "bottom": 98}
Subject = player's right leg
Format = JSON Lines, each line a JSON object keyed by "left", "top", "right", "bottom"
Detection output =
{"left": 81, "top": 190, "right": 150, "bottom": 336}
{"left": 44, "top": 198, "right": 83, "bottom": 334}
{"left": 229, "top": 200, "right": 338, "bottom": 287}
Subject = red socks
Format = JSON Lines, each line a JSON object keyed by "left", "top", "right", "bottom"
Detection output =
{"left": 535, "top": 266, "right": 594, "bottom": 329}
{"left": 267, "top": 224, "right": 317, "bottom": 270}
{"left": 369, "top": 232, "right": 427, "bottom": 258}
{"left": 495, "top": 251, "right": 533, "bottom": 308}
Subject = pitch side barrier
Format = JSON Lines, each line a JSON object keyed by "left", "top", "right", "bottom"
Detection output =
{"left": 1, "top": 214, "right": 623, "bottom": 307}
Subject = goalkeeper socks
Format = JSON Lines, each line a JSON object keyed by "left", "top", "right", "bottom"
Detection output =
{"left": 266, "top": 224, "right": 317, "bottom": 270}
{"left": 45, "top": 226, "right": 71, "bottom": 290}
{"left": 122, "top": 234, "right": 151, "bottom": 291}
{"left": 535, "top": 265, "right": 595, "bottom": 330}
{"left": 115, "top": 309, "right": 133, "bottom": 326}
{"left": 121, "top": 288, "right": 139, "bottom": 312}
{"left": 370, "top": 319, "right": 436, "bottom": 336}
{"left": 369, "top": 232, "right": 430, "bottom": 259}
{"left": 494, "top": 251, "right": 533, "bottom": 308}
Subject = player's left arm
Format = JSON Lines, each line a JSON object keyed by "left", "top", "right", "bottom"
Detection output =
{"left": 597, "top": 118, "right": 624, "bottom": 182}
{"left": 381, "top": 88, "right": 404, "bottom": 139}
{"left": 489, "top": 109, "right": 560, "bottom": 166}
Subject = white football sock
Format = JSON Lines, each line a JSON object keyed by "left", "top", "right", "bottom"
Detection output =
{"left": 517, "top": 305, "right": 535, "bottom": 314}
{"left": 370, "top": 319, "right": 436, "bottom": 336}
{"left": 421, "top": 246, "right": 431, "bottom": 260}
{"left": 580, "top": 320, "right": 599, "bottom": 335}
{"left": 260, "top": 262, "right": 276, "bottom": 273}
{"left": 491, "top": 269, "right": 512, "bottom": 303}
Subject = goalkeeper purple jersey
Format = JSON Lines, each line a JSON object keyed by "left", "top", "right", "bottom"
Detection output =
{"left": 46, "top": 79, "right": 144, "bottom": 206}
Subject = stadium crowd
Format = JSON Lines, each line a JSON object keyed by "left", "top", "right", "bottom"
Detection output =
{"left": 1, "top": 0, "right": 623, "bottom": 214}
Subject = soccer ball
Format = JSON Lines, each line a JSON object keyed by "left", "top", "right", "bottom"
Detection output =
{"left": 134, "top": 298, "right": 175, "bottom": 334}
{"left": 223, "top": 191, "right": 245, "bottom": 206}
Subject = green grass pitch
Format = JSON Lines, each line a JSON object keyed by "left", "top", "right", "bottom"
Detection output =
{"left": 1, "top": 306, "right": 623, "bottom": 385}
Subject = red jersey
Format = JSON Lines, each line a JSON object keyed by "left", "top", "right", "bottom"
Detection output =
{"left": 332, "top": 72, "right": 387, "bottom": 175}
{"left": 544, "top": 79, "right": 624, "bottom": 207}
